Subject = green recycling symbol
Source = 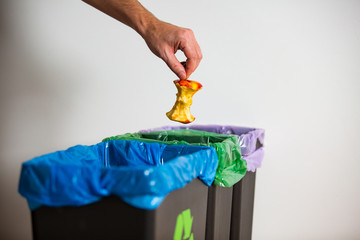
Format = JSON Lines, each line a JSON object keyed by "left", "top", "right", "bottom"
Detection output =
{"left": 173, "top": 208, "right": 194, "bottom": 240}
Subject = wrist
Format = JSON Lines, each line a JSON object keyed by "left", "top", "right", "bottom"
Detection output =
{"left": 136, "top": 14, "right": 160, "bottom": 40}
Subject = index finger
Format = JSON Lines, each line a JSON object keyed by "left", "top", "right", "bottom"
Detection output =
{"left": 180, "top": 31, "right": 202, "bottom": 78}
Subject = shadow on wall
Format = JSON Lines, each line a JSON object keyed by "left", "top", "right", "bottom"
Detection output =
{"left": 0, "top": 1, "right": 77, "bottom": 239}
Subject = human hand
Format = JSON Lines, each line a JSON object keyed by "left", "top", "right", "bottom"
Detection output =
{"left": 82, "top": 0, "right": 201, "bottom": 79}
{"left": 142, "top": 20, "right": 202, "bottom": 80}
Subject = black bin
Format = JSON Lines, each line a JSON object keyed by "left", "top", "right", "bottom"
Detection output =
{"left": 32, "top": 178, "right": 208, "bottom": 240}
{"left": 207, "top": 137, "right": 263, "bottom": 240}
{"left": 19, "top": 140, "right": 219, "bottom": 240}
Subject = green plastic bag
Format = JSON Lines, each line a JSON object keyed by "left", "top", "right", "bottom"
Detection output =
{"left": 103, "top": 129, "right": 247, "bottom": 187}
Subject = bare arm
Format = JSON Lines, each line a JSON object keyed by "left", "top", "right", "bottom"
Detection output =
{"left": 82, "top": 0, "right": 202, "bottom": 79}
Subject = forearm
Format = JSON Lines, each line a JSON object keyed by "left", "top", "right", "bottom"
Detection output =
{"left": 82, "top": 0, "right": 158, "bottom": 37}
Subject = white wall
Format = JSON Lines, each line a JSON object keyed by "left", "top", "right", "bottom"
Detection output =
{"left": 1, "top": 0, "right": 359, "bottom": 239}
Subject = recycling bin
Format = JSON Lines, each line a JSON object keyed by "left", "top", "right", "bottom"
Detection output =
{"left": 19, "top": 140, "right": 219, "bottom": 240}
{"left": 19, "top": 126, "right": 264, "bottom": 240}
{"left": 31, "top": 178, "right": 208, "bottom": 240}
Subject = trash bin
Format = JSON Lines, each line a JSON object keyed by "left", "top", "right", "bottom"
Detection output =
{"left": 140, "top": 125, "right": 265, "bottom": 240}
{"left": 19, "top": 140, "right": 219, "bottom": 240}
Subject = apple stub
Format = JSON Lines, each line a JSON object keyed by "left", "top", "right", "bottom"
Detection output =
{"left": 166, "top": 80, "right": 202, "bottom": 124}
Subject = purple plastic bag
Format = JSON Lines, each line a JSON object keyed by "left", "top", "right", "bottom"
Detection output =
{"left": 244, "top": 147, "right": 264, "bottom": 172}
{"left": 140, "top": 125, "right": 265, "bottom": 172}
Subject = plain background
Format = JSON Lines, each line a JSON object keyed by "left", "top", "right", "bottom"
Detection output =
{"left": 1, "top": 0, "right": 360, "bottom": 239}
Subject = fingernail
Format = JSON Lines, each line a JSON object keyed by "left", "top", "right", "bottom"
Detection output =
{"left": 179, "top": 72, "right": 186, "bottom": 80}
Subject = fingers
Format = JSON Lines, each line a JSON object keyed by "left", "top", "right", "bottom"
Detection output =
{"left": 144, "top": 21, "right": 202, "bottom": 80}
{"left": 164, "top": 50, "right": 187, "bottom": 79}
{"left": 179, "top": 29, "right": 203, "bottom": 79}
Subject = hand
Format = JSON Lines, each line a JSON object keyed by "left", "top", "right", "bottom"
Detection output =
{"left": 82, "top": 0, "right": 202, "bottom": 79}
{"left": 142, "top": 20, "right": 202, "bottom": 80}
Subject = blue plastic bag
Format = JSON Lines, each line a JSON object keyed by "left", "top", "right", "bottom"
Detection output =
{"left": 18, "top": 140, "right": 218, "bottom": 210}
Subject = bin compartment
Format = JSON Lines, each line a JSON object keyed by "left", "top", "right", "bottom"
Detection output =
{"left": 31, "top": 178, "right": 208, "bottom": 240}
{"left": 19, "top": 140, "right": 219, "bottom": 239}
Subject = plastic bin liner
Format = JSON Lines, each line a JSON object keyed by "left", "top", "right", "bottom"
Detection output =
{"left": 244, "top": 147, "right": 264, "bottom": 172}
{"left": 18, "top": 140, "right": 218, "bottom": 210}
{"left": 140, "top": 125, "right": 265, "bottom": 172}
{"left": 103, "top": 129, "right": 247, "bottom": 187}
{"left": 140, "top": 125, "right": 265, "bottom": 155}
